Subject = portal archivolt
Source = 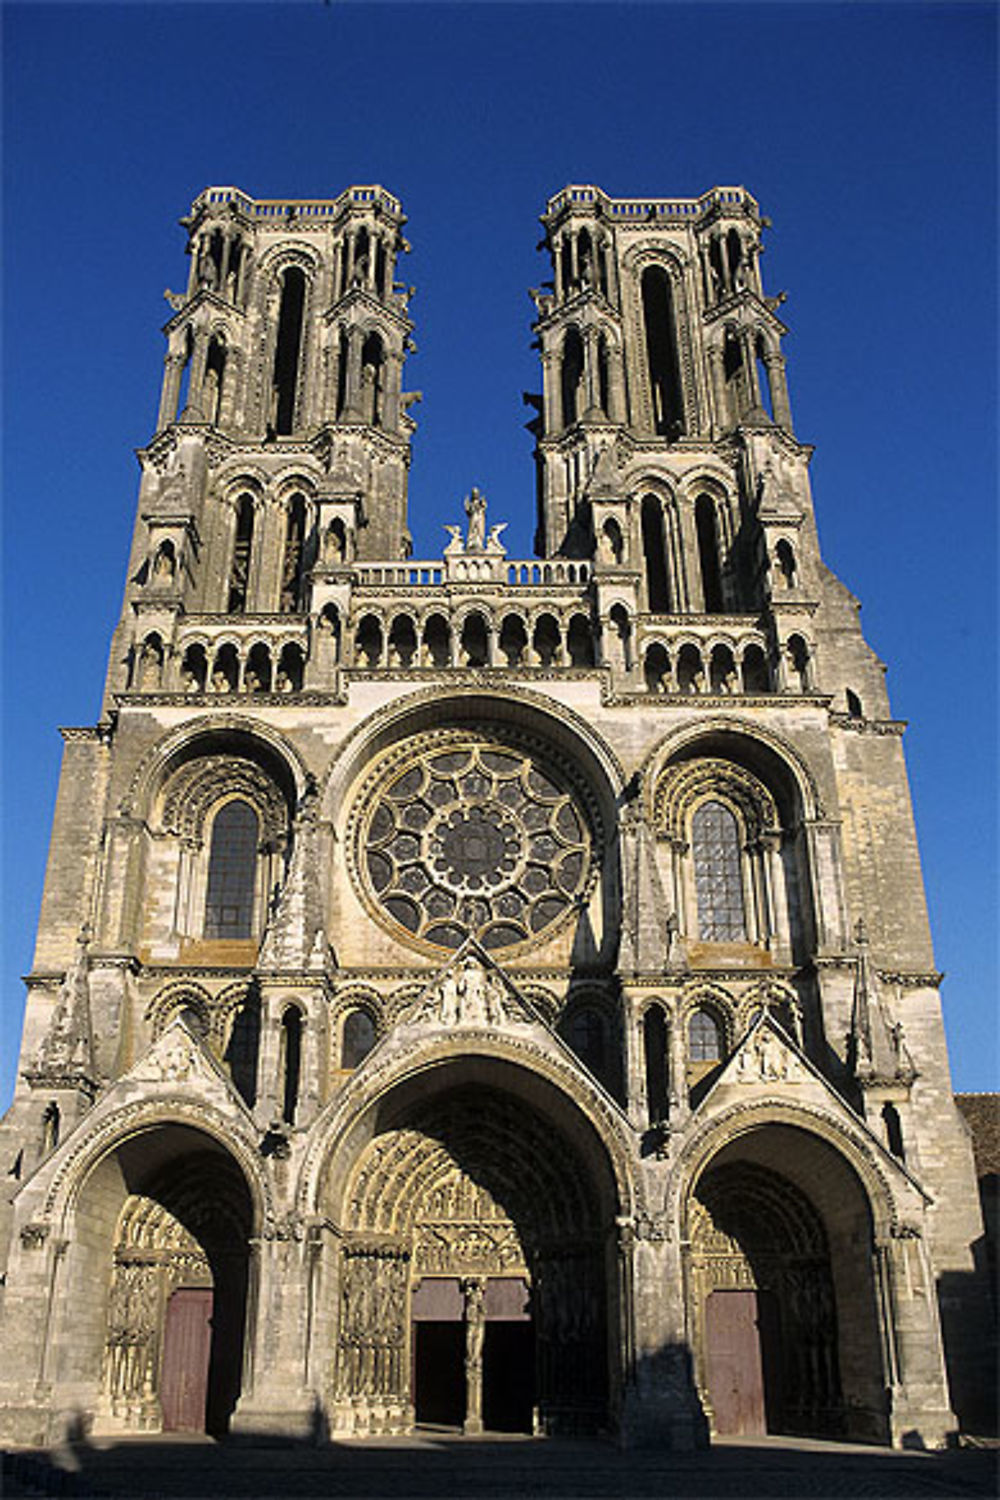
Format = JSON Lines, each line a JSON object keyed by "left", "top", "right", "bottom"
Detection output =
{"left": 333, "top": 1084, "right": 610, "bottom": 1435}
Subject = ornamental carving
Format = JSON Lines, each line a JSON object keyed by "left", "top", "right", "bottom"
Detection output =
{"left": 159, "top": 754, "right": 290, "bottom": 847}
{"left": 352, "top": 732, "right": 598, "bottom": 953}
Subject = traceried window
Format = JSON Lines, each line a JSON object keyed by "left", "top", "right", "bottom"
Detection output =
{"left": 688, "top": 1008, "right": 722, "bottom": 1062}
{"left": 692, "top": 799, "right": 746, "bottom": 940}
{"left": 356, "top": 734, "right": 595, "bottom": 952}
{"left": 204, "top": 800, "right": 259, "bottom": 939}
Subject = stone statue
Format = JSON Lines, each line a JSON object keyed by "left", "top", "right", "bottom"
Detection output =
{"left": 464, "top": 487, "right": 487, "bottom": 551}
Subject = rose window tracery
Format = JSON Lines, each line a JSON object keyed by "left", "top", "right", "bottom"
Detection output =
{"left": 356, "top": 736, "right": 596, "bottom": 951}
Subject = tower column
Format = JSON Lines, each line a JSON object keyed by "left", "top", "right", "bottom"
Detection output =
{"left": 741, "top": 329, "right": 762, "bottom": 410}
{"left": 383, "top": 347, "right": 403, "bottom": 433}
{"left": 763, "top": 350, "right": 792, "bottom": 428}
{"left": 541, "top": 348, "right": 559, "bottom": 436}
{"left": 343, "top": 327, "right": 364, "bottom": 420}
{"left": 552, "top": 240, "right": 564, "bottom": 304}
{"left": 706, "top": 344, "right": 725, "bottom": 433}
{"left": 186, "top": 328, "right": 210, "bottom": 417}
{"left": 157, "top": 350, "right": 186, "bottom": 430}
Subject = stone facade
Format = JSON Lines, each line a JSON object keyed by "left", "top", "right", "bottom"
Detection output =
{"left": 0, "top": 182, "right": 991, "bottom": 1449}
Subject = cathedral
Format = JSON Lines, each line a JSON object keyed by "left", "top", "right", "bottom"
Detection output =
{"left": 0, "top": 182, "right": 990, "bottom": 1450}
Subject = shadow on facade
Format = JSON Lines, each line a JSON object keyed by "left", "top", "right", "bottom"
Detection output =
{"left": 938, "top": 1253, "right": 999, "bottom": 1438}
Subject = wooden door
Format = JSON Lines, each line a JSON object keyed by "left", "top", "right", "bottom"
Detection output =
{"left": 704, "top": 1289, "right": 766, "bottom": 1436}
{"left": 160, "top": 1287, "right": 213, "bottom": 1432}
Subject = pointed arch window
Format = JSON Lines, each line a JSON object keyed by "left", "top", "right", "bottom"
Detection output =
{"left": 273, "top": 266, "right": 306, "bottom": 434}
{"left": 204, "top": 800, "right": 259, "bottom": 939}
{"left": 692, "top": 800, "right": 746, "bottom": 941}
{"left": 341, "top": 1009, "right": 376, "bottom": 1069}
{"left": 641, "top": 266, "right": 685, "bottom": 438}
{"left": 688, "top": 1008, "right": 721, "bottom": 1062}
{"left": 641, "top": 494, "right": 672, "bottom": 613}
{"left": 228, "top": 495, "right": 255, "bottom": 613}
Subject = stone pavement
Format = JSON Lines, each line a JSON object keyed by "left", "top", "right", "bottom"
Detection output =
{"left": 3, "top": 1433, "right": 998, "bottom": 1500}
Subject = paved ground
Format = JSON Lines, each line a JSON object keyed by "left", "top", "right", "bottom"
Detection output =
{"left": 3, "top": 1432, "right": 998, "bottom": 1500}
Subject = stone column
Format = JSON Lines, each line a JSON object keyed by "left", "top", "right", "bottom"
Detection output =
{"left": 157, "top": 351, "right": 186, "bottom": 431}
{"left": 763, "top": 351, "right": 792, "bottom": 429}
{"left": 382, "top": 347, "right": 403, "bottom": 433}
{"left": 705, "top": 344, "right": 725, "bottom": 434}
{"left": 343, "top": 328, "right": 364, "bottom": 420}
{"left": 186, "top": 329, "right": 210, "bottom": 416}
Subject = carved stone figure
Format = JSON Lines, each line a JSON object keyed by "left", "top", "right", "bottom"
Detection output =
{"left": 464, "top": 487, "right": 487, "bottom": 550}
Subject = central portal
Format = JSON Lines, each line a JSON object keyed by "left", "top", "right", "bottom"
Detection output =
{"left": 333, "top": 1080, "right": 609, "bottom": 1436}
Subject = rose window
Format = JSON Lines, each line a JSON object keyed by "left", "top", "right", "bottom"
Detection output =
{"left": 357, "top": 737, "right": 595, "bottom": 951}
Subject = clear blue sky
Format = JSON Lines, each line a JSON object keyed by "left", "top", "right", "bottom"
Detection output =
{"left": 2, "top": 2, "right": 996, "bottom": 1106}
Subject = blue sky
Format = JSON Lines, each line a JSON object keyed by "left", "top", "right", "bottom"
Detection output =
{"left": 2, "top": 1, "right": 996, "bottom": 1105}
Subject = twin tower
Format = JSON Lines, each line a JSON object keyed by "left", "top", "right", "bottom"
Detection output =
{"left": 0, "top": 184, "right": 990, "bottom": 1451}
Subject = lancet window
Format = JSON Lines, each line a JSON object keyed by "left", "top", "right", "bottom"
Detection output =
{"left": 640, "top": 266, "right": 684, "bottom": 438}
{"left": 691, "top": 800, "right": 746, "bottom": 941}
{"left": 204, "top": 800, "right": 259, "bottom": 940}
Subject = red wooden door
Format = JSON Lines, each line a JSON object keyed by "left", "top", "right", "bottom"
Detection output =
{"left": 704, "top": 1289, "right": 766, "bottom": 1436}
{"left": 160, "top": 1288, "right": 213, "bottom": 1432}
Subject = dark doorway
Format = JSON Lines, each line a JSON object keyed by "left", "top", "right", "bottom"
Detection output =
{"left": 483, "top": 1322, "right": 535, "bottom": 1433}
{"left": 160, "top": 1288, "right": 212, "bottom": 1432}
{"left": 413, "top": 1323, "right": 465, "bottom": 1426}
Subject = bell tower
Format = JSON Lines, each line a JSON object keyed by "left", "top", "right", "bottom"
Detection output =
{"left": 103, "top": 185, "right": 418, "bottom": 711}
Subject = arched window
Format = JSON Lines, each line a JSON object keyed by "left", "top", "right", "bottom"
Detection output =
{"left": 692, "top": 800, "right": 746, "bottom": 940}
{"left": 341, "top": 1009, "right": 376, "bottom": 1069}
{"left": 643, "top": 1005, "right": 670, "bottom": 1126}
{"left": 569, "top": 1007, "right": 607, "bottom": 1075}
{"left": 644, "top": 643, "right": 670, "bottom": 694}
{"left": 180, "top": 643, "right": 208, "bottom": 693}
{"left": 360, "top": 333, "right": 384, "bottom": 426}
{"left": 695, "top": 494, "right": 724, "bottom": 612}
{"left": 596, "top": 334, "right": 610, "bottom": 415}
{"left": 775, "top": 539, "right": 797, "bottom": 588}
{"left": 228, "top": 494, "right": 255, "bottom": 613}
{"left": 280, "top": 1007, "right": 302, "bottom": 1125}
{"left": 272, "top": 266, "right": 306, "bottom": 434}
{"left": 641, "top": 494, "right": 671, "bottom": 613}
{"left": 204, "top": 800, "right": 259, "bottom": 939}
{"left": 461, "top": 612, "right": 489, "bottom": 667}
{"left": 688, "top": 1008, "right": 721, "bottom": 1062}
{"left": 388, "top": 615, "right": 417, "bottom": 668}
{"left": 41, "top": 1101, "right": 60, "bottom": 1155}
{"left": 499, "top": 615, "right": 527, "bottom": 667}
{"left": 203, "top": 335, "right": 226, "bottom": 424}
{"left": 245, "top": 642, "right": 272, "bottom": 694}
{"left": 567, "top": 614, "right": 595, "bottom": 667}
{"left": 641, "top": 266, "right": 684, "bottom": 438}
{"left": 882, "top": 1103, "right": 905, "bottom": 1160}
{"left": 281, "top": 494, "right": 307, "bottom": 613}
{"left": 356, "top": 614, "right": 383, "bottom": 668}
{"left": 846, "top": 689, "right": 863, "bottom": 719}
{"left": 561, "top": 329, "right": 584, "bottom": 428}
{"left": 422, "top": 614, "right": 451, "bottom": 668}
{"left": 755, "top": 334, "right": 772, "bottom": 418}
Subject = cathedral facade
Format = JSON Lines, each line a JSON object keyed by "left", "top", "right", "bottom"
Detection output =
{"left": 0, "top": 183, "right": 989, "bottom": 1449}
